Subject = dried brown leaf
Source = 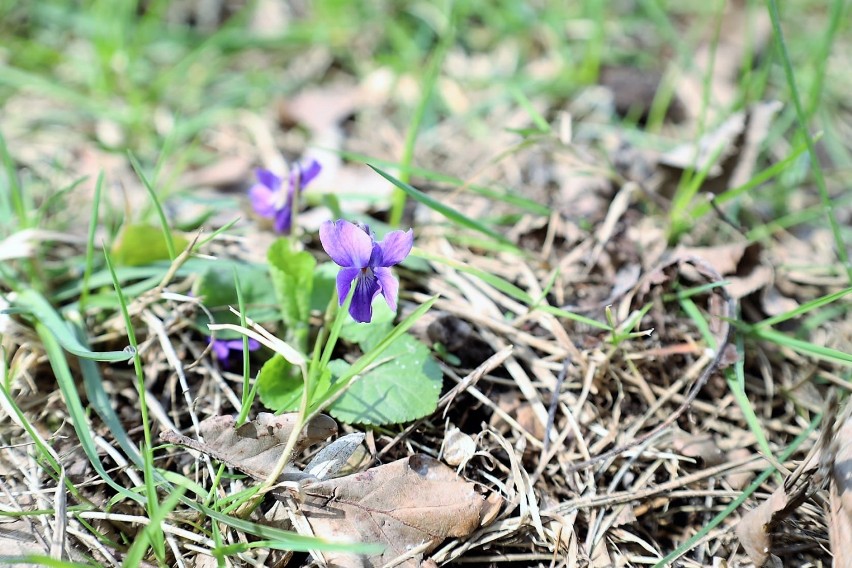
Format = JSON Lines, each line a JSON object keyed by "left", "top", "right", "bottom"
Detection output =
{"left": 736, "top": 485, "right": 789, "bottom": 566}
{"left": 736, "top": 467, "right": 815, "bottom": 566}
{"left": 672, "top": 428, "right": 725, "bottom": 467}
{"left": 160, "top": 413, "right": 336, "bottom": 481}
{"left": 0, "top": 519, "right": 47, "bottom": 561}
{"left": 296, "top": 454, "right": 499, "bottom": 567}
{"left": 830, "top": 408, "right": 852, "bottom": 566}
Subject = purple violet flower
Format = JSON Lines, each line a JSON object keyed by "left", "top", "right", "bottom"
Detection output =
{"left": 209, "top": 337, "right": 261, "bottom": 368}
{"left": 249, "top": 159, "right": 321, "bottom": 234}
{"left": 319, "top": 219, "right": 414, "bottom": 323}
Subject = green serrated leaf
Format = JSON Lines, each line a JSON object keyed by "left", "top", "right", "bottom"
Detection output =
{"left": 339, "top": 298, "right": 395, "bottom": 351}
{"left": 257, "top": 354, "right": 330, "bottom": 413}
{"left": 268, "top": 237, "right": 315, "bottom": 352}
{"left": 327, "top": 334, "right": 442, "bottom": 425}
{"left": 257, "top": 354, "right": 300, "bottom": 411}
{"left": 110, "top": 224, "right": 189, "bottom": 267}
{"left": 310, "top": 262, "right": 338, "bottom": 312}
{"left": 192, "top": 264, "right": 278, "bottom": 338}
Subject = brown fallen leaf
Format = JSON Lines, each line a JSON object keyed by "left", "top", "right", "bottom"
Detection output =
{"left": 599, "top": 65, "right": 685, "bottom": 124}
{"left": 658, "top": 101, "right": 781, "bottom": 197}
{"left": 160, "top": 413, "right": 337, "bottom": 481}
{"left": 736, "top": 456, "right": 817, "bottom": 566}
{"left": 671, "top": 428, "right": 725, "bottom": 468}
{"left": 296, "top": 454, "right": 500, "bottom": 567}
{"left": 829, "top": 403, "right": 852, "bottom": 566}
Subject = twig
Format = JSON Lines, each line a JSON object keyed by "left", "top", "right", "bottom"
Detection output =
{"left": 543, "top": 357, "right": 569, "bottom": 454}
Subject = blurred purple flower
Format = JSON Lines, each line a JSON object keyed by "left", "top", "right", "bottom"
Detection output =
{"left": 319, "top": 219, "right": 413, "bottom": 323}
{"left": 209, "top": 337, "right": 260, "bottom": 368}
{"left": 249, "top": 159, "right": 321, "bottom": 234}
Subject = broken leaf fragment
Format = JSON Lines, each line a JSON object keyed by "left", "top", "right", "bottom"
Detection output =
{"left": 295, "top": 454, "right": 501, "bottom": 567}
{"left": 160, "top": 413, "right": 336, "bottom": 481}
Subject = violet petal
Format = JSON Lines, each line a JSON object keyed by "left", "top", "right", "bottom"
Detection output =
{"left": 211, "top": 339, "right": 231, "bottom": 361}
{"left": 375, "top": 267, "right": 399, "bottom": 312}
{"left": 378, "top": 229, "right": 414, "bottom": 266}
{"left": 335, "top": 267, "right": 361, "bottom": 305}
{"left": 255, "top": 169, "right": 282, "bottom": 192}
{"left": 320, "top": 220, "right": 374, "bottom": 268}
{"left": 249, "top": 183, "right": 277, "bottom": 217}
{"left": 295, "top": 159, "right": 322, "bottom": 188}
{"left": 350, "top": 271, "right": 381, "bottom": 323}
{"left": 273, "top": 205, "right": 293, "bottom": 234}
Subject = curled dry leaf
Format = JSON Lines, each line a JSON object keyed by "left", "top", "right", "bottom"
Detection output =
{"left": 441, "top": 426, "right": 476, "bottom": 468}
{"left": 736, "top": 485, "right": 791, "bottom": 566}
{"left": 736, "top": 465, "right": 815, "bottom": 566}
{"left": 671, "top": 428, "right": 725, "bottom": 467}
{"left": 829, "top": 405, "right": 852, "bottom": 566}
{"left": 160, "top": 413, "right": 336, "bottom": 481}
{"left": 296, "top": 454, "right": 501, "bottom": 568}
{"left": 304, "top": 432, "right": 366, "bottom": 481}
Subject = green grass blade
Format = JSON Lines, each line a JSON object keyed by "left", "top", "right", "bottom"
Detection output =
{"left": 654, "top": 412, "right": 820, "bottom": 566}
{"left": 388, "top": 4, "right": 455, "bottom": 227}
{"left": 372, "top": 166, "right": 519, "bottom": 251}
{"left": 0, "top": 556, "right": 97, "bottom": 568}
{"left": 79, "top": 171, "right": 104, "bottom": 314}
{"left": 102, "top": 247, "right": 160, "bottom": 532}
{"left": 413, "top": 248, "right": 609, "bottom": 330}
{"left": 121, "top": 487, "right": 185, "bottom": 567}
{"left": 128, "top": 152, "right": 177, "bottom": 260}
{"left": 15, "top": 290, "right": 133, "bottom": 362}
{"left": 727, "top": 332, "right": 773, "bottom": 461}
{"left": 766, "top": 0, "right": 851, "bottom": 282}
{"left": 198, "top": 505, "right": 383, "bottom": 555}
{"left": 749, "top": 326, "right": 852, "bottom": 366}
{"left": 319, "top": 295, "right": 439, "bottom": 411}
{"left": 754, "top": 285, "right": 852, "bottom": 329}
{"left": 68, "top": 314, "right": 143, "bottom": 467}
{"left": 0, "top": 128, "right": 27, "bottom": 229}
{"left": 687, "top": 140, "right": 808, "bottom": 221}
{"left": 35, "top": 322, "right": 145, "bottom": 505}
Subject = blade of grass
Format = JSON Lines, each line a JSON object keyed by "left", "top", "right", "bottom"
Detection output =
{"left": 128, "top": 152, "right": 176, "bottom": 260}
{"left": 234, "top": 269, "right": 255, "bottom": 426}
{"left": 0, "top": 128, "right": 27, "bottom": 229}
{"left": 687, "top": 139, "right": 808, "bottom": 221}
{"left": 654, "top": 412, "right": 820, "bottom": 566}
{"left": 15, "top": 290, "right": 133, "bottom": 362}
{"left": 0, "top": 372, "right": 86, "bottom": 503}
{"left": 748, "top": 325, "right": 852, "bottom": 366}
{"left": 35, "top": 321, "right": 145, "bottom": 505}
{"left": 372, "top": 166, "right": 520, "bottom": 251}
{"left": 102, "top": 247, "right": 161, "bottom": 540}
{"left": 315, "top": 295, "right": 439, "bottom": 414}
{"left": 754, "top": 285, "right": 852, "bottom": 329}
{"left": 0, "top": 556, "right": 96, "bottom": 568}
{"left": 413, "top": 247, "right": 609, "bottom": 329}
{"left": 726, "top": 332, "right": 774, "bottom": 461}
{"left": 388, "top": 1, "right": 455, "bottom": 227}
{"left": 334, "top": 149, "right": 550, "bottom": 215}
{"left": 68, "top": 314, "right": 143, "bottom": 467}
{"left": 766, "top": 0, "right": 851, "bottom": 282}
{"left": 198, "top": 505, "right": 383, "bottom": 555}
{"left": 120, "top": 486, "right": 185, "bottom": 567}
{"left": 79, "top": 172, "right": 104, "bottom": 314}
{"left": 511, "top": 86, "right": 551, "bottom": 133}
